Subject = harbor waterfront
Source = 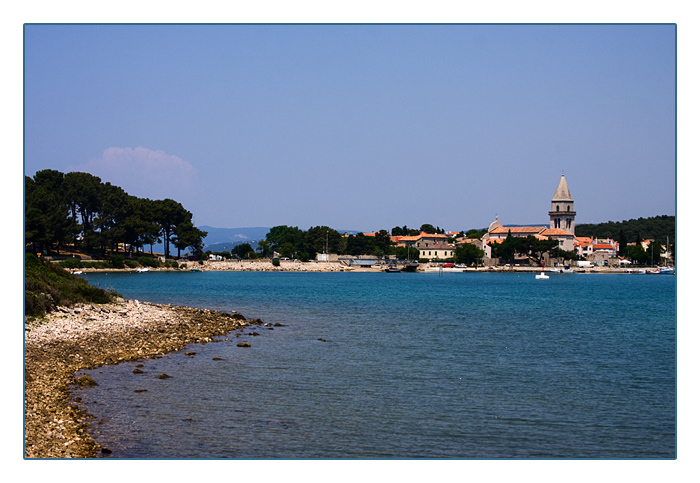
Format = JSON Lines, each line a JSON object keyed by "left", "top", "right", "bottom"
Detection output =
{"left": 69, "top": 270, "right": 677, "bottom": 459}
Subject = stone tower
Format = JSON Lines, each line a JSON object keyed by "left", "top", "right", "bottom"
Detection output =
{"left": 549, "top": 175, "right": 576, "bottom": 235}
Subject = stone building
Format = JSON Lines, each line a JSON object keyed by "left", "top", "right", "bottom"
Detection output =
{"left": 549, "top": 174, "right": 576, "bottom": 235}
{"left": 481, "top": 175, "right": 577, "bottom": 258}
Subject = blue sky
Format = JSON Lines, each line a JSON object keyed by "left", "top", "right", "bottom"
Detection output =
{"left": 24, "top": 24, "right": 676, "bottom": 232}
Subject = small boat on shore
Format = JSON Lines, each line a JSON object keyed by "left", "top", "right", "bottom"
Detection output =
{"left": 137, "top": 268, "right": 150, "bottom": 273}
{"left": 384, "top": 267, "right": 401, "bottom": 273}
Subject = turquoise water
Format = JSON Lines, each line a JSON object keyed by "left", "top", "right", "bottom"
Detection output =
{"left": 78, "top": 271, "right": 676, "bottom": 459}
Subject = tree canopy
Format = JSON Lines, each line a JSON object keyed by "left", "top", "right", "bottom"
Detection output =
{"left": 25, "top": 169, "right": 207, "bottom": 258}
{"left": 576, "top": 216, "right": 675, "bottom": 243}
{"left": 488, "top": 233, "right": 560, "bottom": 264}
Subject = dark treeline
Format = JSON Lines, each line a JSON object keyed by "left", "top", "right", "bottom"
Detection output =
{"left": 576, "top": 215, "right": 675, "bottom": 243}
{"left": 257, "top": 225, "right": 483, "bottom": 263}
{"left": 576, "top": 215, "right": 675, "bottom": 263}
{"left": 219, "top": 225, "right": 441, "bottom": 261}
{"left": 260, "top": 226, "right": 405, "bottom": 261}
{"left": 25, "top": 169, "right": 207, "bottom": 259}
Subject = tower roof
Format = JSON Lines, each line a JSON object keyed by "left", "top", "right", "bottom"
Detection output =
{"left": 552, "top": 175, "right": 573, "bottom": 202}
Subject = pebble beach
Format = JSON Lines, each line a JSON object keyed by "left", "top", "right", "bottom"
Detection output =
{"left": 24, "top": 299, "right": 260, "bottom": 458}
{"left": 23, "top": 260, "right": 656, "bottom": 458}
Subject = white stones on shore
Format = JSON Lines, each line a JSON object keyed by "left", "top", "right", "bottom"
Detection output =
{"left": 24, "top": 300, "right": 251, "bottom": 458}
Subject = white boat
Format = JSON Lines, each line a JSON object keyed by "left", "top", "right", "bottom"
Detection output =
{"left": 137, "top": 268, "right": 150, "bottom": 273}
{"left": 71, "top": 270, "right": 83, "bottom": 275}
{"left": 658, "top": 267, "right": 675, "bottom": 275}
{"left": 550, "top": 265, "right": 573, "bottom": 273}
{"left": 535, "top": 271, "right": 549, "bottom": 279}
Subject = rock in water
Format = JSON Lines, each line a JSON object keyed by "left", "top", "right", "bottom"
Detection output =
{"left": 74, "top": 374, "right": 98, "bottom": 387}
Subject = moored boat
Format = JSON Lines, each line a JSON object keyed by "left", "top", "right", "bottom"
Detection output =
{"left": 401, "top": 262, "right": 419, "bottom": 272}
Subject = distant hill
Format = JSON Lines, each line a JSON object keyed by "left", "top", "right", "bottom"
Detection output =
{"left": 200, "top": 226, "right": 270, "bottom": 244}
{"left": 199, "top": 226, "right": 270, "bottom": 252}
{"left": 145, "top": 226, "right": 270, "bottom": 255}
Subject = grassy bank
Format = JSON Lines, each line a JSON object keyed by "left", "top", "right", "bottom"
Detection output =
{"left": 24, "top": 253, "right": 117, "bottom": 318}
{"left": 57, "top": 254, "right": 182, "bottom": 271}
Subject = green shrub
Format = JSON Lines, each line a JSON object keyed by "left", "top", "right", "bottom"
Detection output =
{"left": 24, "top": 253, "right": 114, "bottom": 318}
{"left": 138, "top": 256, "right": 161, "bottom": 268}
{"left": 107, "top": 255, "right": 125, "bottom": 269}
{"left": 83, "top": 260, "right": 107, "bottom": 269}
{"left": 271, "top": 258, "right": 280, "bottom": 267}
{"left": 59, "top": 257, "right": 83, "bottom": 269}
{"left": 124, "top": 259, "right": 138, "bottom": 269}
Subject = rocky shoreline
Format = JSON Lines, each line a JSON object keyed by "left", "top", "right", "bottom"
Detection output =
{"left": 73, "top": 258, "right": 642, "bottom": 274}
{"left": 24, "top": 299, "right": 261, "bottom": 458}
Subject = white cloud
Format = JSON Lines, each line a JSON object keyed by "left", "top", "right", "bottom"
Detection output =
{"left": 70, "top": 146, "right": 197, "bottom": 201}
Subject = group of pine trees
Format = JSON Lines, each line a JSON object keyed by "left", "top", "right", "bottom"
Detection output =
{"left": 488, "top": 234, "right": 563, "bottom": 265}
{"left": 259, "top": 225, "right": 401, "bottom": 261}
{"left": 25, "top": 169, "right": 207, "bottom": 259}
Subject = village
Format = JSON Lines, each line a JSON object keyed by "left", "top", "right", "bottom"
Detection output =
{"left": 197, "top": 175, "right": 674, "bottom": 274}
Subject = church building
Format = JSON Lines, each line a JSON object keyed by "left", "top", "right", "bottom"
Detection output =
{"left": 481, "top": 175, "right": 577, "bottom": 258}
{"left": 549, "top": 174, "right": 576, "bottom": 235}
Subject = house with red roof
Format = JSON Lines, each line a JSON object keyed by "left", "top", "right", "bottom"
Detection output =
{"left": 395, "top": 232, "right": 449, "bottom": 248}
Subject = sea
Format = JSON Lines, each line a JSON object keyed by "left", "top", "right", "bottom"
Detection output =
{"left": 76, "top": 270, "right": 676, "bottom": 459}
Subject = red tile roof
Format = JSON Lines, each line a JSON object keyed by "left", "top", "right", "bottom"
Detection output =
{"left": 490, "top": 226, "right": 547, "bottom": 235}
{"left": 541, "top": 228, "right": 574, "bottom": 237}
{"left": 420, "top": 244, "right": 454, "bottom": 251}
{"left": 456, "top": 238, "right": 480, "bottom": 245}
{"left": 398, "top": 231, "right": 448, "bottom": 241}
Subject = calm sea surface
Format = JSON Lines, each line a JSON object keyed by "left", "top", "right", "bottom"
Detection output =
{"left": 77, "top": 271, "right": 676, "bottom": 459}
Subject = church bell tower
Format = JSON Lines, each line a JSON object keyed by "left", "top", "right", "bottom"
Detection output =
{"left": 549, "top": 175, "right": 576, "bottom": 235}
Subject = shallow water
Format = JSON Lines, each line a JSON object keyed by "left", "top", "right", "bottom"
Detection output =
{"left": 78, "top": 271, "right": 676, "bottom": 458}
